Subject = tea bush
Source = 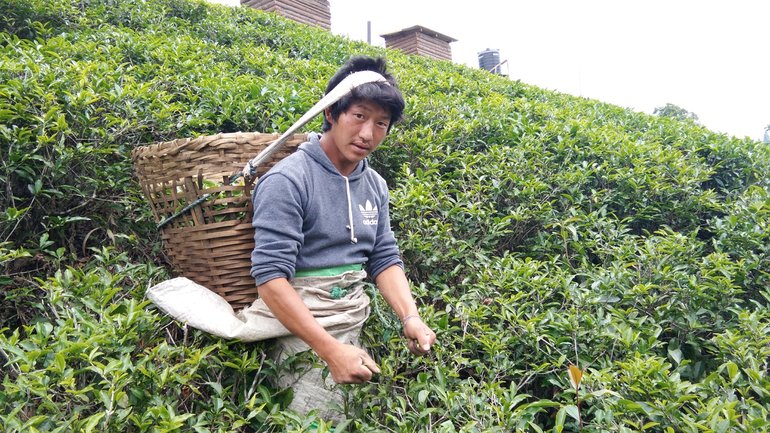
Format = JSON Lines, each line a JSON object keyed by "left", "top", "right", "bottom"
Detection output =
{"left": 2, "top": 0, "right": 770, "bottom": 431}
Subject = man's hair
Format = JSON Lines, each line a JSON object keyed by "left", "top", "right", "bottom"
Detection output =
{"left": 321, "top": 56, "right": 405, "bottom": 132}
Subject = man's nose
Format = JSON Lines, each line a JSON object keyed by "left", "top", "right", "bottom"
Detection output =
{"left": 359, "top": 120, "right": 374, "bottom": 141}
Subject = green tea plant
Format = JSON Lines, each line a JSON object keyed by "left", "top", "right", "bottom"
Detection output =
{"left": 2, "top": 0, "right": 770, "bottom": 431}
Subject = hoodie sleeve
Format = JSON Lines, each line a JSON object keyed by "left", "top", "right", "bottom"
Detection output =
{"left": 366, "top": 181, "right": 404, "bottom": 279}
{"left": 250, "top": 172, "right": 305, "bottom": 286}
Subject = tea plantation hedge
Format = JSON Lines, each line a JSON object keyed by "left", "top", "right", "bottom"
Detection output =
{"left": 2, "top": 0, "right": 770, "bottom": 431}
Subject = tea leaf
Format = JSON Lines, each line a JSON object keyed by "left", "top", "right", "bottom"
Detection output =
{"left": 567, "top": 364, "right": 583, "bottom": 390}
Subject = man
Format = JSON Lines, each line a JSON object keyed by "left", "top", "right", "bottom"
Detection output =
{"left": 249, "top": 56, "right": 436, "bottom": 419}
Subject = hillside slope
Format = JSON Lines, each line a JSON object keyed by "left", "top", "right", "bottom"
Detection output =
{"left": 2, "top": 0, "right": 770, "bottom": 431}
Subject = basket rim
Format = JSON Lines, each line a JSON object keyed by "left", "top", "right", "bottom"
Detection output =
{"left": 131, "top": 131, "right": 308, "bottom": 160}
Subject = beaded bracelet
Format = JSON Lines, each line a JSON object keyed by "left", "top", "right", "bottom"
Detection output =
{"left": 401, "top": 314, "right": 420, "bottom": 327}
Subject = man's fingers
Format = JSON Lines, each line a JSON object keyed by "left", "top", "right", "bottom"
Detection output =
{"left": 418, "top": 333, "right": 433, "bottom": 352}
{"left": 361, "top": 355, "right": 380, "bottom": 374}
{"left": 404, "top": 320, "right": 436, "bottom": 354}
{"left": 407, "top": 337, "right": 430, "bottom": 355}
{"left": 355, "top": 367, "right": 373, "bottom": 382}
{"left": 341, "top": 360, "right": 375, "bottom": 384}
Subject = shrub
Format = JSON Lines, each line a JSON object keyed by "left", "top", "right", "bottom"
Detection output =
{"left": 2, "top": 0, "right": 770, "bottom": 431}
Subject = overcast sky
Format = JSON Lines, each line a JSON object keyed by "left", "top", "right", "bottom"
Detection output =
{"left": 210, "top": 0, "right": 769, "bottom": 141}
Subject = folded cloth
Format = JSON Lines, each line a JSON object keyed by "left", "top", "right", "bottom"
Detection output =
{"left": 145, "top": 270, "right": 371, "bottom": 342}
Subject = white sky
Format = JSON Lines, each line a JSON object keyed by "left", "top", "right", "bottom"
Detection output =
{"left": 209, "top": 0, "right": 770, "bottom": 141}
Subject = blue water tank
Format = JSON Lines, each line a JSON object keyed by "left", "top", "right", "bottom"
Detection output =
{"left": 478, "top": 48, "right": 501, "bottom": 74}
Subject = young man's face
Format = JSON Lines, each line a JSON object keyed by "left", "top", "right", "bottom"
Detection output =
{"left": 320, "top": 100, "right": 391, "bottom": 176}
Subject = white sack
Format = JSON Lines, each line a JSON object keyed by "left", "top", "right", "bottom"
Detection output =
{"left": 145, "top": 271, "right": 370, "bottom": 342}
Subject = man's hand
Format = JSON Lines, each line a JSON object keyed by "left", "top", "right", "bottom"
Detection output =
{"left": 403, "top": 316, "right": 436, "bottom": 356}
{"left": 319, "top": 341, "right": 380, "bottom": 384}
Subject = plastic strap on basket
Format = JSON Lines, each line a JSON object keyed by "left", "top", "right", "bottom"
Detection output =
{"left": 241, "top": 69, "right": 387, "bottom": 181}
{"left": 156, "top": 70, "right": 387, "bottom": 230}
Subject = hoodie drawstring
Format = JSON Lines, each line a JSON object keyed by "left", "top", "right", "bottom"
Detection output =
{"left": 343, "top": 176, "right": 358, "bottom": 244}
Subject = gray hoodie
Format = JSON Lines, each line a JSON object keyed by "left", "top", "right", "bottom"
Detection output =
{"left": 250, "top": 133, "right": 403, "bottom": 286}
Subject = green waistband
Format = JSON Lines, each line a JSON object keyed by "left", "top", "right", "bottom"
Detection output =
{"left": 294, "top": 264, "right": 364, "bottom": 278}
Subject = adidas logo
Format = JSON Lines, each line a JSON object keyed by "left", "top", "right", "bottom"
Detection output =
{"left": 359, "top": 200, "right": 378, "bottom": 225}
{"left": 359, "top": 200, "right": 378, "bottom": 218}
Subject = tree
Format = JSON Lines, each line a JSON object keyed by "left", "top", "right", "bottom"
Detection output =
{"left": 653, "top": 103, "right": 699, "bottom": 123}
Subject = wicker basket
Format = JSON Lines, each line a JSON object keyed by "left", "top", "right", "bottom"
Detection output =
{"left": 132, "top": 132, "right": 307, "bottom": 310}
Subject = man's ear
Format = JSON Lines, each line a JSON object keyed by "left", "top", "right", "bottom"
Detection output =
{"left": 323, "top": 107, "right": 333, "bottom": 124}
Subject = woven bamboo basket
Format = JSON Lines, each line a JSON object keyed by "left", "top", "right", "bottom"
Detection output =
{"left": 132, "top": 132, "right": 307, "bottom": 310}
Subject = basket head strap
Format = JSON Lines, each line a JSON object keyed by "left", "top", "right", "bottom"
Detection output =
{"left": 242, "top": 70, "right": 387, "bottom": 179}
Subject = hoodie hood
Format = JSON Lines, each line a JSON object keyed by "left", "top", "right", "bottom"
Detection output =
{"left": 299, "top": 132, "right": 369, "bottom": 179}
